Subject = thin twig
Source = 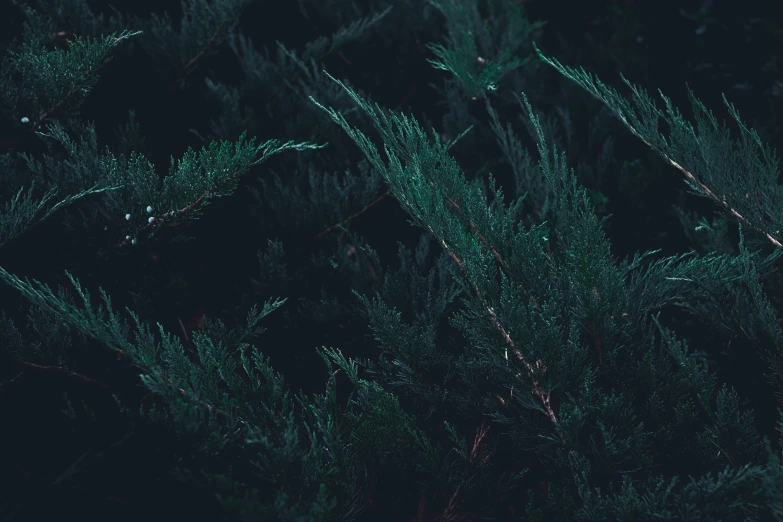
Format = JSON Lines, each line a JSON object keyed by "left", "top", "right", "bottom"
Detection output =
{"left": 631, "top": 132, "right": 783, "bottom": 250}
{"left": 181, "top": 20, "right": 230, "bottom": 76}
{"left": 31, "top": 87, "right": 76, "bottom": 132}
{"left": 15, "top": 360, "right": 109, "bottom": 388}
{"left": 313, "top": 189, "right": 389, "bottom": 240}
{"left": 426, "top": 177, "right": 542, "bottom": 313}
{"left": 31, "top": 34, "right": 119, "bottom": 132}
{"left": 413, "top": 211, "right": 562, "bottom": 440}
{"left": 110, "top": 347, "right": 243, "bottom": 425}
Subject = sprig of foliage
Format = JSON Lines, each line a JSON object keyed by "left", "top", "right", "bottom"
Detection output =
{"left": 0, "top": 263, "right": 360, "bottom": 519}
{"left": 312, "top": 69, "right": 783, "bottom": 519}
{"left": 30, "top": 121, "right": 324, "bottom": 246}
{"left": 426, "top": 0, "right": 544, "bottom": 97}
{"left": 535, "top": 43, "right": 783, "bottom": 252}
{"left": 0, "top": 7, "right": 140, "bottom": 131}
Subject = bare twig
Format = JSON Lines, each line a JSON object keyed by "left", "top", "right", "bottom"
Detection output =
{"left": 14, "top": 360, "right": 109, "bottom": 388}
{"left": 313, "top": 189, "right": 389, "bottom": 240}
{"left": 181, "top": 20, "right": 230, "bottom": 76}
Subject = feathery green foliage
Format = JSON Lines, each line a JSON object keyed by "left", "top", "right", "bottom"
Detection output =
{"left": 3, "top": 0, "right": 783, "bottom": 520}
{"left": 426, "top": 0, "right": 544, "bottom": 97}
{"left": 535, "top": 43, "right": 783, "bottom": 252}
{"left": 0, "top": 8, "right": 139, "bottom": 131}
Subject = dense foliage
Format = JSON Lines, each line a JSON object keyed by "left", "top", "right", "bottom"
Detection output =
{"left": 3, "top": 0, "right": 783, "bottom": 520}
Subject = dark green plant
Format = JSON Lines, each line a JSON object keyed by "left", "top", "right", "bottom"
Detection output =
{"left": 2, "top": 0, "right": 783, "bottom": 520}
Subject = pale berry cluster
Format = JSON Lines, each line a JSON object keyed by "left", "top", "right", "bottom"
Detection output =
{"left": 122, "top": 204, "right": 156, "bottom": 245}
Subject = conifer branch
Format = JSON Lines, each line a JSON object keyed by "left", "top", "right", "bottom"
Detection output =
{"left": 21, "top": 32, "right": 142, "bottom": 131}
{"left": 170, "top": 377, "right": 245, "bottom": 424}
{"left": 312, "top": 75, "right": 565, "bottom": 441}
{"left": 13, "top": 342, "right": 241, "bottom": 424}
{"left": 114, "top": 135, "right": 324, "bottom": 247}
{"left": 24, "top": 32, "right": 123, "bottom": 132}
{"left": 424, "top": 176, "right": 543, "bottom": 313}
{"left": 92, "top": 346, "right": 244, "bottom": 424}
{"left": 536, "top": 43, "right": 783, "bottom": 251}
{"left": 423, "top": 218, "right": 561, "bottom": 433}
{"left": 651, "top": 151, "right": 783, "bottom": 249}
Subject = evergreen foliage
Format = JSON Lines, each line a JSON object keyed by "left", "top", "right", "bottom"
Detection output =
{"left": 2, "top": 0, "right": 783, "bottom": 520}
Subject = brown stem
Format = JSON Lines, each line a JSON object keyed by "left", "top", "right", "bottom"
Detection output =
{"left": 26, "top": 344, "right": 244, "bottom": 426}
{"left": 31, "top": 87, "right": 76, "bottom": 132}
{"left": 30, "top": 35, "right": 121, "bottom": 132}
{"left": 117, "top": 182, "right": 225, "bottom": 248}
{"left": 416, "top": 214, "right": 563, "bottom": 439}
{"left": 181, "top": 20, "right": 230, "bottom": 76}
{"left": 425, "top": 177, "right": 542, "bottom": 313}
{"left": 438, "top": 424, "right": 491, "bottom": 522}
{"left": 14, "top": 360, "right": 109, "bottom": 388}
{"left": 313, "top": 189, "right": 389, "bottom": 240}
{"left": 633, "top": 136, "right": 783, "bottom": 250}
